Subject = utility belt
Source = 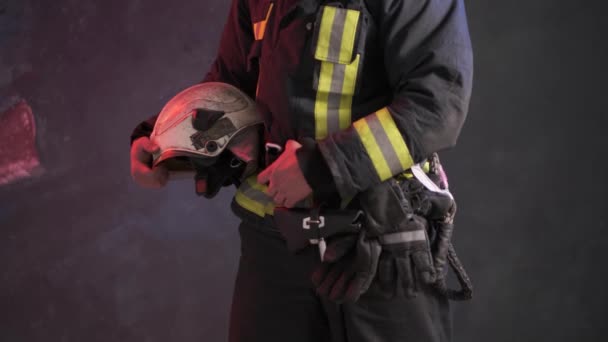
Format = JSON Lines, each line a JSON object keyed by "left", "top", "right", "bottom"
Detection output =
{"left": 232, "top": 141, "right": 430, "bottom": 221}
{"left": 275, "top": 170, "right": 472, "bottom": 302}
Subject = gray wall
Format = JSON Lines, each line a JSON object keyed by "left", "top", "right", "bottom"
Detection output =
{"left": 1, "top": 0, "right": 606, "bottom": 341}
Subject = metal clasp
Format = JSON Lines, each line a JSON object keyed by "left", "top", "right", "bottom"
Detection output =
{"left": 264, "top": 142, "right": 283, "bottom": 167}
{"left": 265, "top": 142, "right": 283, "bottom": 154}
{"left": 302, "top": 216, "right": 325, "bottom": 229}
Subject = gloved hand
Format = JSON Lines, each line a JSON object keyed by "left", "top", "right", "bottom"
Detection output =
{"left": 358, "top": 179, "right": 436, "bottom": 298}
{"left": 311, "top": 230, "right": 381, "bottom": 303}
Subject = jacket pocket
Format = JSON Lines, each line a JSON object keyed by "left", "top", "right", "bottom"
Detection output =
{"left": 311, "top": 4, "right": 363, "bottom": 96}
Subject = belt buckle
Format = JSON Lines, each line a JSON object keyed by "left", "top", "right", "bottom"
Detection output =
{"left": 302, "top": 216, "right": 325, "bottom": 230}
{"left": 302, "top": 215, "right": 327, "bottom": 261}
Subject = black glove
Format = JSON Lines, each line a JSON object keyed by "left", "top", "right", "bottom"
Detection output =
{"left": 404, "top": 177, "right": 456, "bottom": 287}
{"left": 375, "top": 214, "right": 436, "bottom": 297}
{"left": 359, "top": 179, "right": 436, "bottom": 298}
{"left": 313, "top": 179, "right": 437, "bottom": 302}
{"left": 273, "top": 206, "right": 376, "bottom": 303}
{"left": 311, "top": 230, "right": 381, "bottom": 303}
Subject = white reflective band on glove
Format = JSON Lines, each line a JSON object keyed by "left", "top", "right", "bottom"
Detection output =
{"left": 411, "top": 164, "right": 454, "bottom": 200}
{"left": 378, "top": 230, "right": 426, "bottom": 245}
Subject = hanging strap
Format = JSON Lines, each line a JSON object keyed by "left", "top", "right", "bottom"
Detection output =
{"left": 411, "top": 159, "right": 473, "bottom": 301}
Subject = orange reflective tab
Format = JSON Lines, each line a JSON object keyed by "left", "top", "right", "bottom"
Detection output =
{"left": 253, "top": 3, "right": 274, "bottom": 41}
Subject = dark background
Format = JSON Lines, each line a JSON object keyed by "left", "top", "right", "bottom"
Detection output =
{"left": 1, "top": 0, "right": 607, "bottom": 341}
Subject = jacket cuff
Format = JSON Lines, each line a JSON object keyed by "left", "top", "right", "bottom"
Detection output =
{"left": 130, "top": 115, "right": 158, "bottom": 145}
{"left": 296, "top": 138, "right": 338, "bottom": 203}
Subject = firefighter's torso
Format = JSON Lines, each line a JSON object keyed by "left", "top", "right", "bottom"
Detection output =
{"left": 234, "top": 0, "right": 392, "bottom": 219}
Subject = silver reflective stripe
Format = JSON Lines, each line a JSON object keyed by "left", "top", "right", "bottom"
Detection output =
{"left": 330, "top": 63, "right": 347, "bottom": 91}
{"left": 366, "top": 114, "right": 404, "bottom": 176}
{"left": 240, "top": 179, "right": 272, "bottom": 205}
{"left": 327, "top": 8, "right": 347, "bottom": 62}
{"left": 325, "top": 58, "right": 350, "bottom": 135}
{"left": 378, "top": 230, "right": 426, "bottom": 245}
{"left": 326, "top": 94, "right": 342, "bottom": 134}
{"left": 246, "top": 188, "right": 272, "bottom": 205}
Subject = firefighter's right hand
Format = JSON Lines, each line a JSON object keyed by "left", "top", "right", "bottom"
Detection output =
{"left": 130, "top": 137, "right": 168, "bottom": 188}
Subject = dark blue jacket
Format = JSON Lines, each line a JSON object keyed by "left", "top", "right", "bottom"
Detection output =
{"left": 132, "top": 0, "right": 473, "bottom": 211}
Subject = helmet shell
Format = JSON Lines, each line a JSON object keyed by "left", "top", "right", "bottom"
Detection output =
{"left": 150, "top": 82, "right": 262, "bottom": 167}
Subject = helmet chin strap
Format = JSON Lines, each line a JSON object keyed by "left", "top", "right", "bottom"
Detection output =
{"left": 192, "top": 151, "right": 247, "bottom": 199}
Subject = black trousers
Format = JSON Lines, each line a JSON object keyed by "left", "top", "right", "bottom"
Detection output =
{"left": 229, "top": 220, "right": 452, "bottom": 342}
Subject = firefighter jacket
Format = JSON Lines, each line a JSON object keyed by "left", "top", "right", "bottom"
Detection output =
{"left": 131, "top": 0, "right": 473, "bottom": 219}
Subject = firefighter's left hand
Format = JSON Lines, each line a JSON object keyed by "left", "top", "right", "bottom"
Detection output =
{"left": 258, "top": 140, "right": 313, "bottom": 208}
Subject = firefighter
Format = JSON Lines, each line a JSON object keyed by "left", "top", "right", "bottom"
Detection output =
{"left": 130, "top": 0, "right": 473, "bottom": 341}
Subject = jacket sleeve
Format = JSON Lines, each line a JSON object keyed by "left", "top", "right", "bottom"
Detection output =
{"left": 316, "top": 0, "right": 474, "bottom": 200}
{"left": 130, "top": 0, "right": 257, "bottom": 144}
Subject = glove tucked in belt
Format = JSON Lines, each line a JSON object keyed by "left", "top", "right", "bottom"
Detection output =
{"left": 312, "top": 160, "right": 473, "bottom": 303}
{"left": 312, "top": 178, "right": 436, "bottom": 302}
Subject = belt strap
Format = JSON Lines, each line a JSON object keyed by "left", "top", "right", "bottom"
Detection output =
{"left": 264, "top": 142, "right": 283, "bottom": 167}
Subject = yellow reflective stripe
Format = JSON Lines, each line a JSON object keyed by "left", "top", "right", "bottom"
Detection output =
{"left": 337, "top": 54, "right": 360, "bottom": 130}
{"left": 376, "top": 108, "right": 414, "bottom": 170}
{"left": 314, "top": 91, "right": 329, "bottom": 139}
{"left": 338, "top": 10, "right": 360, "bottom": 64}
{"left": 317, "top": 60, "right": 335, "bottom": 93}
{"left": 341, "top": 54, "right": 359, "bottom": 96}
{"left": 253, "top": 3, "right": 274, "bottom": 41}
{"left": 354, "top": 108, "right": 415, "bottom": 181}
{"left": 353, "top": 117, "right": 393, "bottom": 180}
{"left": 234, "top": 174, "right": 315, "bottom": 217}
{"left": 314, "top": 60, "right": 334, "bottom": 139}
{"left": 234, "top": 191, "right": 267, "bottom": 217}
{"left": 246, "top": 175, "right": 267, "bottom": 192}
{"left": 338, "top": 94, "right": 352, "bottom": 131}
{"left": 245, "top": 176, "right": 275, "bottom": 215}
{"left": 315, "top": 6, "right": 337, "bottom": 60}
{"left": 234, "top": 175, "right": 274, "bottom": 217}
